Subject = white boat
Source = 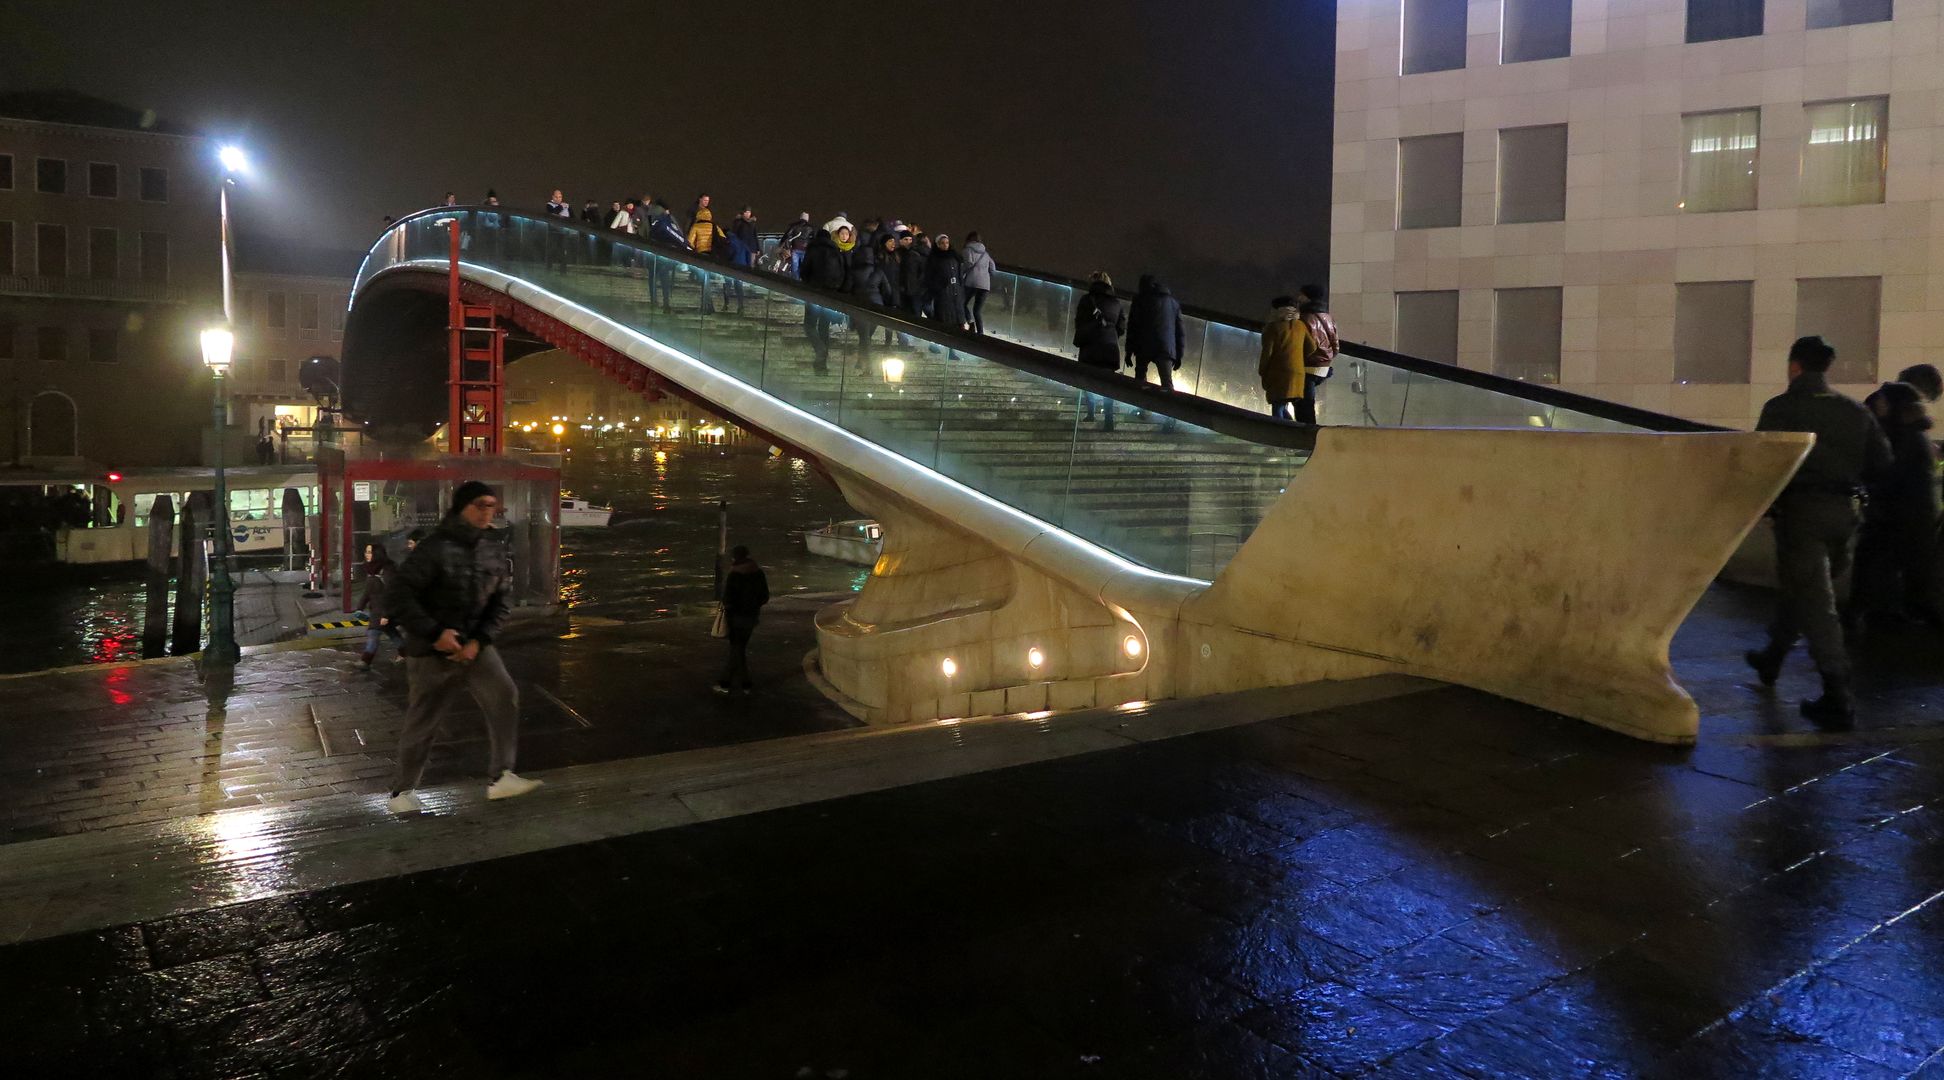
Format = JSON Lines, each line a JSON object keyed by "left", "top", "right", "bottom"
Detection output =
{"left": 560, "top": 496, "right": 614, "bottom": 527}
{"left": 805, "top": 519, "right": 883, "bottom": 565}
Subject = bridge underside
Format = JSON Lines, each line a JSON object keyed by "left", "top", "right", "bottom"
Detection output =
{"left": 346, "top": 261, "right": 1808, "bottom": 744}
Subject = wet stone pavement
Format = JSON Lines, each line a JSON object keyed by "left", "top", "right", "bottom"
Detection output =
{"left": 0, "top": 586, "right": 1940, "bottom": 1076}
{"left": 0, "top": 598, "right": 855, "bottom": 846}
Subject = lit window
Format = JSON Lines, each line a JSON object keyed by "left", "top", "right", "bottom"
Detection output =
{"left": 1680, "top": 109, "right": 1761, "bottom": 213}
{"left": 1675, "top": 282, "right": 1754, "bottom": 384}
{"left": 1800, "top": 98, "right": 1887, "bottom": 207}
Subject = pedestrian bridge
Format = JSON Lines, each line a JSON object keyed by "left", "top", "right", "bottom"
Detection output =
{"left": 346, "top": 207, "right": 1808, "bottom": 744}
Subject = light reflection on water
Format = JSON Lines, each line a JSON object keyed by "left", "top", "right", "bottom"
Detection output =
{"left": 557, "top": 444, "right": 864, "bottom": 623}
{"left": 5, "top": 565, "right": 154, "bottom": 674}
{"left": 2, "top": 444, "right": 867, "bottom": 672}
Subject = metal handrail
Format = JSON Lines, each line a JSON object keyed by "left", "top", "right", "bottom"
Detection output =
{"left": 358, "top": 206, "right": 1321, "bottom": 452}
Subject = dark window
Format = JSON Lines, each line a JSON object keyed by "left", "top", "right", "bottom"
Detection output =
{"left": 36, "top": 224, "right": 67, "bottom": 277}
{"left": 139, "top": 167, "right": 168, "bottom": 203}
{"left": 1498, "top": 124, "right": 1569, "bottom": 223}
{"left": 269, "top": 357, "right": 288, "bottom": 382}
{"left": 1403, "top": 0, "right": 1469, "bottom": 73}
{"left": 0, "top": 221, "right": 13, "bottom": 276}
{"left": 36, "top": 158, "right": 66, "bottom": 194}
{"left": 0, "top": 321, "right": 14, "bottom": 360}
{"left": 267, "top": 292, "right": 288, "bottom": 329}
{"left": 88, "top": 162, "right": 118, "bottom": 198}
{"left": 37, "top": 325, "right": 68, "bottom": 362}
{"left": 1503, "top": 0, "right": 1572, "bottom": 62}
{"left": 0, "top": 154, "right": 12, "bottom": 190}
{"left": 88, "top": 327, "right": 119, "bottom": 364}
{"left": 1675, "top": 281, "right": 1754, "bottom": 383}
{"left": 1395, "top": 291, "right": 1461, "bottom": 365}
{"left": 1688, "top": 0, "right": 1764, "bottom": 42}
{"left": 1807, "top": 0, "right": 1892, "bottom": 28}
{"left": 89, "top": 228, "right": 117, "bottom": 281}
{"left": 299, "top": 294, "right": 319, "bottom": 331}
{"left": 1493, "top": 287, "right": 1563, "bottom": 383}
{"left": 1797, "top": 277, "right": 1880, "bottom": 384}
{"left": 139, "top": 232, "right": 168, "bottom": 283}
{"left": 1398, "top": 133, "right": 1466, "bottom": 229}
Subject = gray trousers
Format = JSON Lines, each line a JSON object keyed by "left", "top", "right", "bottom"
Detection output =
{"left": 1766, "top": 495, "right": 1859, "bottom": 681}
{"left": 395, "top": 645, "right": 519, "bottom": 791}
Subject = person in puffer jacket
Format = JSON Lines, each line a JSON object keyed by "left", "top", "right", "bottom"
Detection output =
{"left": 961, "top": 232, "right": 996, "bottom": 334}
{"left": 384, "top": 481, "right": 542, "bottom": 814}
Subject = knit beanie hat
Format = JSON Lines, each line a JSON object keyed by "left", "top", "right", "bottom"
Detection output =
{"left": 450, "top": 480, "right": 498, "bottom": 516}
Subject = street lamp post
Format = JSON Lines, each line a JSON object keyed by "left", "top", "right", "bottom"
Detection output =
{"left": 201, "top": 326, "right": 240, "bottom": 664}
{"left": 201, "top": 145, "right": 248, "bottom": 666}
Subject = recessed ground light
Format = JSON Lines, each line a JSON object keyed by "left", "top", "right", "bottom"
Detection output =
{"left": 1123, "top": 636, "right": 1143, "bottom": 658}
{"left": 1027, "top": 647, "right": 1045, "bottom": 669}
{"left": 941, "top": 657, "right": 958, "bottom": 677}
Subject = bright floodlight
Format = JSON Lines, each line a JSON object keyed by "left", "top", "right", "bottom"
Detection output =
{"left": 200, "top": 327, "right": 234, "bottom": 371}
{"left": 218, "top": 145, "right": 249, "bottom": 174}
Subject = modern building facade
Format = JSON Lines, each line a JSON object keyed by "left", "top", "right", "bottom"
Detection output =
{"left": 1330, "top": 0, "right": 1936, "bottom": 428}
{"left": 0, "top": 92, "right": 220, "bottom": 467}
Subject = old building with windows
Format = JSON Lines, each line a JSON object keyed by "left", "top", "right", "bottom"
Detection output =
{"left": 0, "top": 91, "right": 221, "bottom": 467}
{"left": 1330, "top": 0, "right": 1931, "bottom": 428}
{"left": 230, "top": 243, "right": 361, "bottom": 442}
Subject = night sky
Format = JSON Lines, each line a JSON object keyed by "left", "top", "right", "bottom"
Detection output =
{"left": 8, "top": 0, "right": 1335, "bottom": 311}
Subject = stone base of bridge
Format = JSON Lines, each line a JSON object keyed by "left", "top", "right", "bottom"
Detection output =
{"left": 812, "top": 427, "right": 1811, "bottom": 745}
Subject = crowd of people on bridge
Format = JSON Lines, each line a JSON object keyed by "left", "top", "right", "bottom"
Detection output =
{"left": 444, "top": 187, "right": 1340, "bottom": 425}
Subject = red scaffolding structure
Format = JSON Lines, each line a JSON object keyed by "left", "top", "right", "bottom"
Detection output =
{"left": 444, "top": 217, "right": 505, "bottom": 455}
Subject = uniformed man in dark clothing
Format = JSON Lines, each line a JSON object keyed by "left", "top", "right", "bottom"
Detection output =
{"left": 1746, "top": 335, "right": 1893, "bottom": 724}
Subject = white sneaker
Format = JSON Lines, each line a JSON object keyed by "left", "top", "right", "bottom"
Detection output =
{"left": 386, "top": 791, "right": 423, "bottom": 814}
{"left": 486, "top": 771, "right": 543, "bottom": 801}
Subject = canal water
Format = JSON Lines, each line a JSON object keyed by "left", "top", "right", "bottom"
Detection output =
{"left": 0, "top": 444, "right": 864, "bottom": 674}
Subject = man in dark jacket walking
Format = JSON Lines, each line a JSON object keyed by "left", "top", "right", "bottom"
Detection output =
{"left": 385, "top": 481, "right": 541, "bottom": 812}
{"left": 1746, "top": 336, "right": 1894, "bottom": 725}
{"left": 1073, "top": 272, "right": 1128, "bottom": 430}
{"left": 1126, "top": 274, "right": 1184, "bottom": 393}
{"left": 800, "top": 228, "right": 848, "bottom": 374}
{"left": 714, "top": 545, "right": 770, "bottom": 695}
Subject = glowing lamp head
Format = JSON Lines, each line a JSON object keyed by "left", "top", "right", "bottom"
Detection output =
{"left": 1122, "top": 635, "right": 1144, "bottom": 659}
{"left": 1027, "top": 647, "right": 1045, "bottom": 669}
{"left": 551, "top": 423, "right": 565, "bottom": 436}
{"left": 217, "top": 145, "right": 249, "bottom": 175}
{"left": 199, "top": 327, "right": 235, "bottom": 372}
{"left": 940, "top": 657, "right": 958, "bottom": 678}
